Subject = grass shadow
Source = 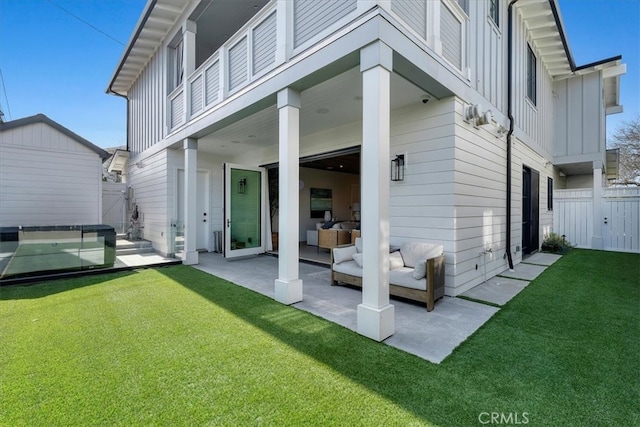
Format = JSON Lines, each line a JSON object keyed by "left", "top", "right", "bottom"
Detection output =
{"left": 157, "top": 249, "right": 640, "bottom": 426}
{"left": 0, "top": 269, "right": 138, "bottom": 300}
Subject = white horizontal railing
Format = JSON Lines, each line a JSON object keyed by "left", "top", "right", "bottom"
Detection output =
{"left": 168, "top": 0, "right": 469, "bottom": 132}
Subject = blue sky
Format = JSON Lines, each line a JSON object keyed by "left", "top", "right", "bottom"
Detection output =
{"left": 0, "top": 0, "right": 638, "bottom": 149}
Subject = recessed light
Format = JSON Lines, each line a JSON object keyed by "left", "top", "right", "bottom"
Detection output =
{"left": 327, "top": 166, "right": 334, "bottom": 170}
{"left": 316, "top": 108, "right": 329, "bottom": 114}
{"left": 339, "top": 165, "right": 344, "bottom": 168}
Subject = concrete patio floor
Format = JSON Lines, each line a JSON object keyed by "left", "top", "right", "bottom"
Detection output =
{"left": 191, "top": 252, "right": 560, "bottom": 363}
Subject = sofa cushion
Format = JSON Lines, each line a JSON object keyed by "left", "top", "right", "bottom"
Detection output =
{"left": 333, "top": 260, "right": 362, "bottom": 277}
{"left": 333, "top": 245, "right": 356, "bottom": 264}
{"left": 389, "top": 268, "right": 427, "bottom": 291}
{"left": 354, "top": 237, "right": 362, "bottom": 253}
{"left": 389, "top": 251, "right": 404, "bottom": 270}
{"left": 413, "top": 260, "right": 427, "bottom": 279}
{"left": 352, "top": 252, "right": 363, "bottom": 267}
{"left": 400, "top": 242, "right": 444, "bottom": 268}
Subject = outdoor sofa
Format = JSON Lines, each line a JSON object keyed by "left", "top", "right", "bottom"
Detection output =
{"left": 330, "top": 238, "right": 445, "bottom": 311}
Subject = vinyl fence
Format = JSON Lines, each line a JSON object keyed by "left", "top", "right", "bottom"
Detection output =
{"left": 554, "top": 187, "right": 640, "bottom": 253}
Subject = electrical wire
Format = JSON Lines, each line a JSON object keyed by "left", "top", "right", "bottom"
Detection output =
{"left": 0, "top": 68, "right": 11, "bottom": 120}
{"left": 44, "top": 0, "right": 125, "bottom": 46}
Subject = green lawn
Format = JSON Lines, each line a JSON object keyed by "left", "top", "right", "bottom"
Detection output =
{"left": 1, "top": 249, "right": 638, "bottom": 426}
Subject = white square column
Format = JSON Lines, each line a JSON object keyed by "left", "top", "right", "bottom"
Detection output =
{"left": 183, "top": 138, "right": 199, "bottom": 265}
{"left": 274, "top": 88, "right": 303, "bottom": 304}
{"left": 592, "top": 161, "right": 604, "bottom": 250}
{"left": 357, "top": 42, "right": 394, "bottom": 342}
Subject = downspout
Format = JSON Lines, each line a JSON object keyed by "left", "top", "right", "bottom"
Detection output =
{"left": 505, "top": 0, "right": 520, "bottom": 270}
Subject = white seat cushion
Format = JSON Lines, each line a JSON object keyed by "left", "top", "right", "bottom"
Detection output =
{"left": 389, "top": 268, "right": 427, "bottom": 291}
{"left": 333, "top": 260, "right": 362, "bottom": 277}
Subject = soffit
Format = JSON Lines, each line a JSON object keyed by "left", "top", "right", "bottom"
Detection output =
{"left": 108, "top": 0, "right": 190, "bottom": 96}
{"left": 517, "top": 0, "right": 573, "bottom": 78}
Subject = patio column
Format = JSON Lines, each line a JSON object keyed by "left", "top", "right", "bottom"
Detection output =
{"left": 357, "top": 41, "right": 394, "bottom": 341}
{"left": 182, "top": 20, "right": 196, "bottom": 122}
{"left": 183, "top": 137, "right": 198, "bottom": 265}
{"left": 274, "top": 88, "right": 303, "bottom": 304}
{"left": 592, "top": 161, "right": 604, "bottom": 249}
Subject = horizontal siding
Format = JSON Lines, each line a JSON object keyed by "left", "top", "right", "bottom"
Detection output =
{"left": 252, "top": 11, "right": 277, "bottom": 75}
{"left": 0, "top": 139, "right": 101, "bottom": 226}
{"left": 190, "top": 75, "right": 203, "bottom": 115}
{"left": 128, "top": 149, "right": 169, "bottom": 253}
{"left": 293, "top": 0, "right": 357, "bottom": 48}
{"left": 441, "top": 2, "right": 462, "bottom": 70}
{"left": 205, "top": 61, "right": 220, "bottom": 106}
{"left": 391, "top": 0, "right": 426, "bottom": 38}
{"left": 228, "top": 36, "right": 248, "bottom": 92}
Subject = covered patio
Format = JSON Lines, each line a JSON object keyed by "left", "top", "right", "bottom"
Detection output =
{"left": 192, "top": 252, "right": 561, "bottom": 363}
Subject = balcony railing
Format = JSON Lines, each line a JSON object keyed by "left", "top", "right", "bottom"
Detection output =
{"left": 168, "top": 0, "right": 468, "bottom": 133}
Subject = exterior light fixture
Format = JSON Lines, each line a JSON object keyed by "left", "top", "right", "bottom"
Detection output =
{"left": 238, "top": 177, "right": 247, "bottom": 194}
{"left": 391, "top": 154, "right": 405, "bottom": 182}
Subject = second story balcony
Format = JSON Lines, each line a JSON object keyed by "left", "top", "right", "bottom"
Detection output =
{"left": 166, "top": 0, "right": 470, "bottom": 135}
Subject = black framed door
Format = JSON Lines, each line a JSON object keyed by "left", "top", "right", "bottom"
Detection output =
{"left": 522, "top": 167, "right": 539, "bottom": 255}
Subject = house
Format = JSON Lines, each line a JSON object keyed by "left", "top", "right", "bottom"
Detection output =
{"left": 107, "top": 0, "right": 625, "bottom": 341}
{"left": 0, "top": 114, "right": 109, "bottom": 227}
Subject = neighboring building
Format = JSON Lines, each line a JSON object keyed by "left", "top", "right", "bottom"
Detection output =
{"left": 107, "top": 0, "right": 625, "bottom": 340}
{"left": 0, "top": 114, "right": 109, "bottom": 227}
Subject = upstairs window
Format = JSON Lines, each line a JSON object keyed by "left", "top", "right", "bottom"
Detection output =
{"left": 489, "top": 0, "right": 499, "bottom": 26}
{"left": 457, "top": 0, "right": 469, "bottom": 15}
{"left": 527, "top": 44, "right": 537, "bottom": 105}
{"left": 547, "top": 177, "right": 553, "bottom": 211}
{"left": 170, "top": 38, "right": 184, "bottom": 92}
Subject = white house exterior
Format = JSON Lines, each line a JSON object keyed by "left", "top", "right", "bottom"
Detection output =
{"left": 0, "top": 114, "right": 109, "bottom": 227}
{"left": 107, "top": 0, "right": 625, "bottom": 341}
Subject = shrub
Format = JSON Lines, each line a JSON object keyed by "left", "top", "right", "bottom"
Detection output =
{"left": 541, "top": 232, "right": 574, "bottom": 254}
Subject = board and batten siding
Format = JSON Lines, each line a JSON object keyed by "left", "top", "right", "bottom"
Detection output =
{"left": 129, "top": 48, "right": 165, "bottom": 156}
{"left": 0, "top": 122, "right": 102, "bottom": 227}
{"left": 511, "top": 6, "right": 554, "bottom": 156}
{"left": 464, "top": 0, "right": 503, "bottom": 112}
{"left": 553, "top": 72, "right": 604, "bottom": 158}
{"left": 293, "top": 0, "right": 357, "bottom": 48}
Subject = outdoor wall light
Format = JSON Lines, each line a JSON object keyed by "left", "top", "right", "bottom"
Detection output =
{"left": 238, "top": 177, "right": 247, "bottom": 194}
{"left": 391, "top": 154, "right": 405, "bottom": 182}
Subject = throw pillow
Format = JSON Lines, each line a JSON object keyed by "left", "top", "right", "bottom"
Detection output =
{"left": 413, "top": 260, "right": 427, "bottom": 280}
{"left": 333, "top": 245, "right": 356, "bottom": 264}
{"left": 352, "top": 253, "right": 363, "bottom": 267}
{"left": 355, "top": 237, "right": 363, "bottom": 253}
{"left": 321, "top": 221, "right": 335, "bottom": 229}
{"left": 389, "top": 251, "right": 404, "bottom": 270}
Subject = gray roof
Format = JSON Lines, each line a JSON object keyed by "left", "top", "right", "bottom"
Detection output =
{"left": 0, "top": 114, "right": 110, "bottom": 160}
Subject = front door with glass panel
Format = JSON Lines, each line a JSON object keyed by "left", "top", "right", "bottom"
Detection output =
{"left": 224, "top": 164, "right": 266, "bottom": 258}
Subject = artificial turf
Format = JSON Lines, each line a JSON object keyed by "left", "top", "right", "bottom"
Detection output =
{"left": 0, "top": 249, "right": 638, "bottom": 426}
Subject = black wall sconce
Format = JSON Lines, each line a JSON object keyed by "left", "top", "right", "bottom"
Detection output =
{"left": 391, "top": 154, "right": 405, "bottom": 182}
{"left": 238, "top": 177, "right": 247, "bottom": 194}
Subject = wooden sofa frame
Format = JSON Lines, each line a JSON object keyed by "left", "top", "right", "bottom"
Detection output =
{"left": 330, "top": 249, "right": 446, "bottom": 312}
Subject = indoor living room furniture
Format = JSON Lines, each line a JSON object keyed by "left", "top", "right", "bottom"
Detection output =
{"left": 318, "top": 228, "right": 351, "bottom": 252}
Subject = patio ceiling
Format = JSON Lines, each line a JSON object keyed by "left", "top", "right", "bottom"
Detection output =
{"left": 194, "top": 67, "right": 432, "bottom": 158}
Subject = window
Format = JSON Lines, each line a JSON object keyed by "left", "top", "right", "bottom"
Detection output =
{"left": 489, "top": 0, "right": 499, "bottom": 26}
{"left": 527, "top": 44, "right": 537, "bottom": 105}
{"left": 170, "top": 39, "right": 184, "bottom": 91}
{"left": 547, "top": 177, "right": 553, "bottom": 211}
{"left": 457, "top": 0, "right": 469, "bottom": 15}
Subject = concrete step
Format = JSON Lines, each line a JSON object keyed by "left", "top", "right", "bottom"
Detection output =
{"left": 115, "top": 239, "right": 154, "bottom": 256}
